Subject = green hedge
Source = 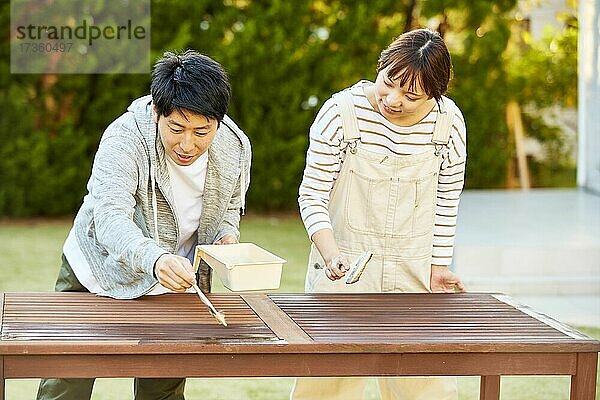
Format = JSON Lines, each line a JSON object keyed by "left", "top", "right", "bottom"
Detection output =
{"left": 5, "top": 0, "right": 574, "bottom": 217}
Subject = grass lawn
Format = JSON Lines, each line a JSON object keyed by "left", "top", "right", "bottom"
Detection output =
{"left": 0, "top": 216, "right": 598, "bottom": 399}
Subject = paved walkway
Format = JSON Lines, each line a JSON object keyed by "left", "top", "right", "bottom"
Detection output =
{"left": 513, "top": 295, "right": 600, "bottom": 328}
{"left": 453, "top": 189, "right": 600, "bottom": 327}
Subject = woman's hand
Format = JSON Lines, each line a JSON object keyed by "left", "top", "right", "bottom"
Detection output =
{"left": 430, "top": 264, "right": 466, "bottom": 293}
{"left": 153, "top": 254, "right": 196, "bottom": 292}
{"left": 325, "top": 254, "right": 351, "bottom": 281}
{"left": 214, "top": 234, "right": 238, "bottom": 245}
{"left": 310, "top": 228, "right": 348, "bottom": 281}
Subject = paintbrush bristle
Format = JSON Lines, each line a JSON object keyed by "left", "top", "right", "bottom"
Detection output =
{"left": 214, "top": 311, "right": 227, "bottom": 326}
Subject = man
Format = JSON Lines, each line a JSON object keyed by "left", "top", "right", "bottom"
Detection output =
{"left": 37, "top": 50, "right": 251, "bottom": 400}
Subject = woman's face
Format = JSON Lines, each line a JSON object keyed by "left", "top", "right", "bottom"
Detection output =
{"left": 153, "top": 106, "right": 218, "bottom": 166}
{"left": 373, "top": 67, "right": 434, "bottom": 123}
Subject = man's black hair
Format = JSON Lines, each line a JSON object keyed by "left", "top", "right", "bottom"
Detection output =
{"left": 151, "top": 50, "right": 231, "bottom": 121}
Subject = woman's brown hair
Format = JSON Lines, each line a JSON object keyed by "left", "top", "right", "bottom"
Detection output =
{"left": 377, "top": 28, "right": 452, "bottom": 102}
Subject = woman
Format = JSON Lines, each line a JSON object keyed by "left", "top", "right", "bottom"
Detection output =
{"left": 294, "top": 28, "right": 466, "bottom": 400}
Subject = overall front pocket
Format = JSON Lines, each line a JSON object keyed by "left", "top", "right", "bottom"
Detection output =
{"left": 345, "top": 170, "right": 413, "bottom": 237}
{"left": 408, "top": 172, "right": 437, "bottom": 237}
{"left": 345, "top": 170, "right": 437, "bottom": 238}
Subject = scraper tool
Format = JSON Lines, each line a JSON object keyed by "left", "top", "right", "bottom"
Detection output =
{"left": 345, "top": 251, "right": 373, "bottom": 284}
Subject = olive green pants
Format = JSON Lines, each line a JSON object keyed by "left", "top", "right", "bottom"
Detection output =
{"left": 36, "top": 255, "right": 186, "bottom": 400}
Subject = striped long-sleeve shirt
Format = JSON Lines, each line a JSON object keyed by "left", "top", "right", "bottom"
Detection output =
{"left": 298, "top": 81, "right": 467, "bottom": 266}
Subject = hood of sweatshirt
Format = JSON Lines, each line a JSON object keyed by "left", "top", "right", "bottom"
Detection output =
{"left": 125, "top": 95, "right": 251, "bottom": 247}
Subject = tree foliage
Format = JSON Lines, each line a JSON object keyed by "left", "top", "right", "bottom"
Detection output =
{"left": 504, "top": 2, "right": 578, "bottom": 186}
{"left": 2, "top": 0, "right": 577, "bottom": 217}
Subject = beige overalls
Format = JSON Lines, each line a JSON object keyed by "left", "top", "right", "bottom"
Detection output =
{"left": 291, "top": 89, "right": 458, "bottom": 400}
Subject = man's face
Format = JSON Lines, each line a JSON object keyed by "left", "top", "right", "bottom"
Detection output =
{"left": 153, "top": 107, "right": 218, "bottom": 166}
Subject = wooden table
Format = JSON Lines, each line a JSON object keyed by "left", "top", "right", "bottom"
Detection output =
{"left": 0, "top": 292, "right": 598, "bottom": 400}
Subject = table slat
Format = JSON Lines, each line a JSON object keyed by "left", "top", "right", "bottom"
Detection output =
{"left": 1, "top": 293, "right": 279, "bottom": 344}
{"left": 268, "top": 293, "right": 597, "bottom": 349}
{"left": 240, "top": 294, "right": 312, "bottom": 344}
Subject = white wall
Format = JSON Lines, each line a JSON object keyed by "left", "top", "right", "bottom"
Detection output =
{"left": 578, "top": 0, "right": 600, "bottom": 193}
{"left": 521, "top": 0, "right": 574, "bottom": 39}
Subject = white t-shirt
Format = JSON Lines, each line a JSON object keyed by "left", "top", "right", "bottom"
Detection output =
{"left": 64, "top": 152, "right": 208, "bottom": 295}
{"left": 166, "top": 151, "right": 208, "bottom": 259}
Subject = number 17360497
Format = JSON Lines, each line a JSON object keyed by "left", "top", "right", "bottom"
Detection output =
{"left": 18, "top": 42, "right": 72, "bottom": 53}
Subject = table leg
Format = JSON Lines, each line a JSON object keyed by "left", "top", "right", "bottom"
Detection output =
{"left": 0, "top": 356, "right": 4, "bottom": 400}
{"left": 480, "top": 375, "right": 500, "bottom": 400}
{"left": 570, "top": 352, "right": 598, "bottom": 400}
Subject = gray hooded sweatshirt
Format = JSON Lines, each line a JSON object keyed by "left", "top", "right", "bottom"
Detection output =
{"left": 69, "top": 95, "right": 251, "bottom": 299}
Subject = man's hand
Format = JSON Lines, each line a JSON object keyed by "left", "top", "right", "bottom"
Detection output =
{"left": 214, "top": 234, "right": 238, "bottom": 245}
{"left": 325, "top": 254, "right": 351, "bottom": 281}
{"left": 154, "top": 254, "right": 196, "bottom": 292}
{"left": 430, "top": 264, "right": 466, "bottom": 293}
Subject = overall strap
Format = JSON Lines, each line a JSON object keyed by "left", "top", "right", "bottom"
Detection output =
{"left": 332, "top": 90, "right": 361, "bottom": 146}
{"left": 431, "top": 97, "right": 454, "bottom": 155}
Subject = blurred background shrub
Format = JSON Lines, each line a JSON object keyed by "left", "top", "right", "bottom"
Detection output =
{"left": 0, "top": 0, "right": 578, "bottom": 216}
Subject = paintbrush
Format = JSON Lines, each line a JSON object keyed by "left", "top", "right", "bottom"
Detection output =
{"left": 191, "top": 281, "right": 227, "bottom": 326}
